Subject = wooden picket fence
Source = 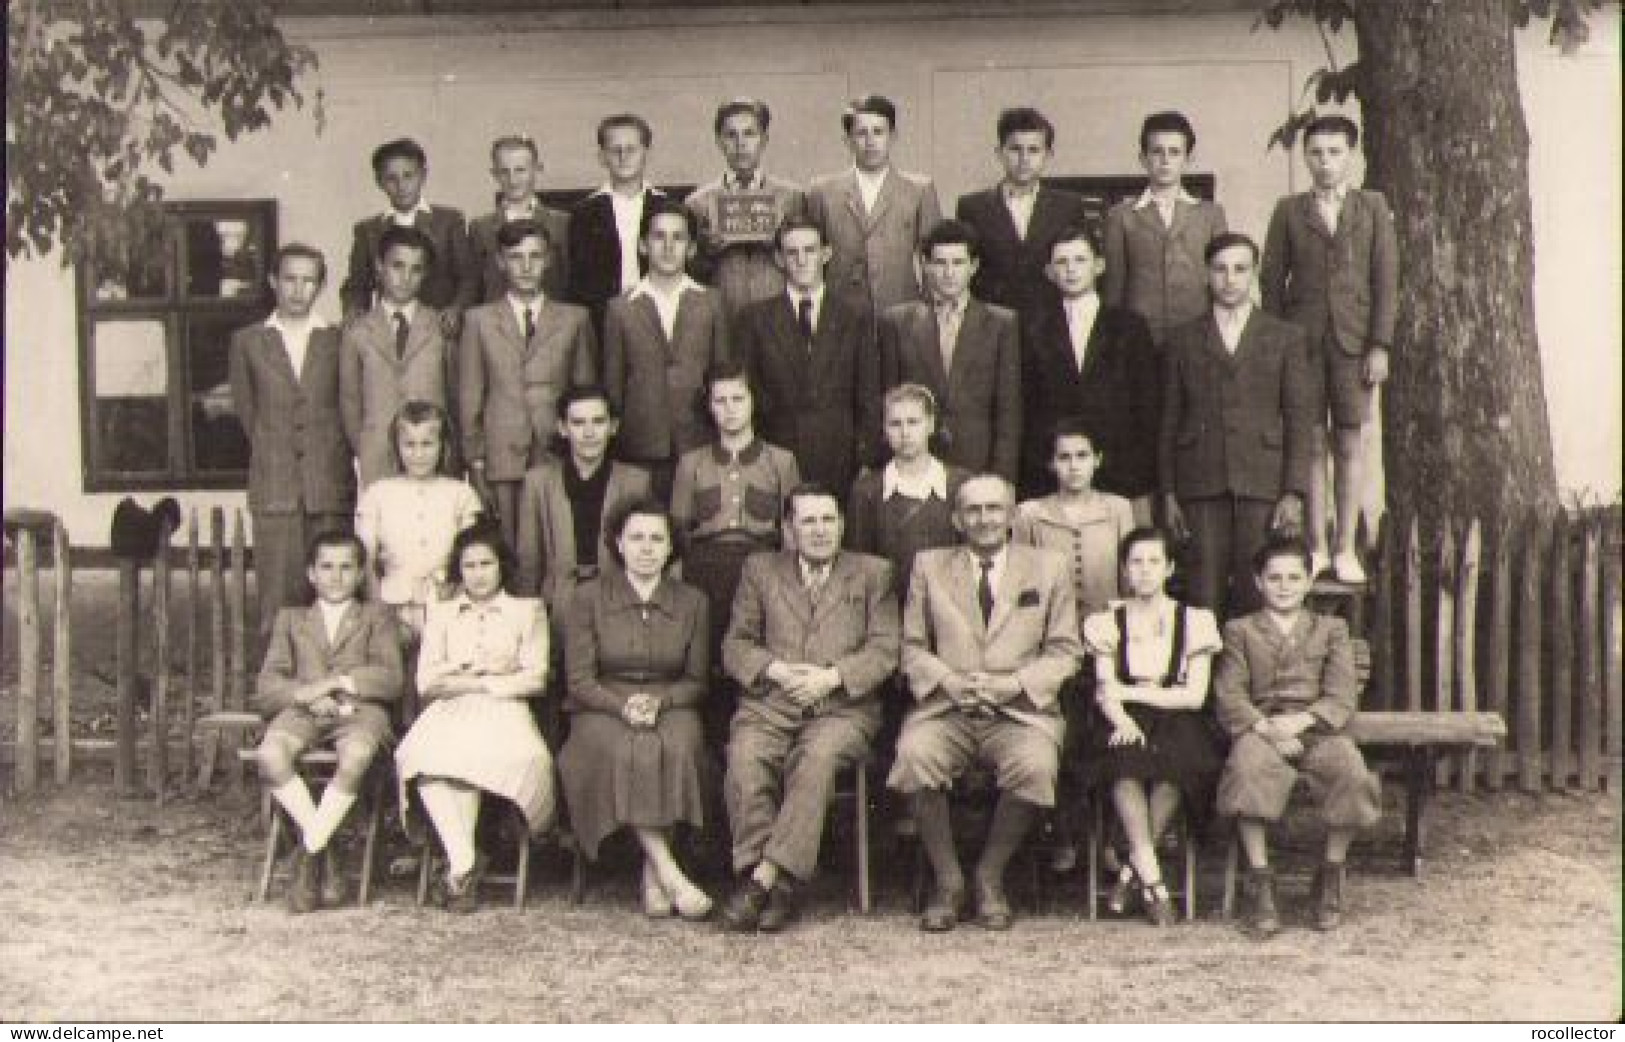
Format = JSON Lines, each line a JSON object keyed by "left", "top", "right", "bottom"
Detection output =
{"left": 1361, "top": 505, "right": 1623, "bottom": 793}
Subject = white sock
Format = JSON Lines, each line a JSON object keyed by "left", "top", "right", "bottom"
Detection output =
{"left": 417, "top": 781, "right": 480, "bottom": 877}
{"left": 304, "top": 787, "right": 358, "bottom": 854}
{"left": 270, "top": 777, "right": 317, "bottom": 838}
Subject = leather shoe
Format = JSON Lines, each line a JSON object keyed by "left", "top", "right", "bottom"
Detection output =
{"left": 719, "top": 879, "right": 769, "bottom": 932}
{"left": 757, "top": 883, "right": 798, "bottom": 933}
{"left": 1312, "top": 861, "right": 1346, "bottom": 931}
{"left": 287, "top": 849, "right": 320, "bottom": 914}
{"left": 445, "top": 853, "right": 487, "bottom": 914}
{"left": 1142, "top": 881, "right": 1177, "bottom": 927}
{"left": 319, "top": 847, "right": 349, "bottom": 908}
{"left": 976, "top": 883, "right": 1014, "bottom": 931}
{"left": 642, "top": 860, "right": 675, "bottom": 919}
{"left": 919, "top": 884, "right": 965, "bottom": 932}
{"left": 1241, "top": 866, "right": 1282, "bottom": 939}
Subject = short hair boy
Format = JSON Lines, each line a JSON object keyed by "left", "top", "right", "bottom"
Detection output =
{"left": 568, "top": 113, "right": 665, "bottom": 341}
{"left": 254, "top": 531, "right": 404, "bottom": 912}
{"left": 339, "top": 137, "right": 476, "bottom": 340}
{"left": 955, "top": 106, "right": 1086, "bottom": 317}
{"left": 1101, "top": 111, "right": 1228, "bottom": 343}
{"left": 469, "top": 134, "right": 571, "bottom": 304}
{"left": 1260, "top": 114, "right": 1399, "bottom": 584}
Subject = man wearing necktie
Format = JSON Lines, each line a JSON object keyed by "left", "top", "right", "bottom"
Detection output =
{"left": 720, "top": 484, "right": 899, "bottom": 932}
{"left": 888, "top": 473, "right": 1081, "bottom": 931}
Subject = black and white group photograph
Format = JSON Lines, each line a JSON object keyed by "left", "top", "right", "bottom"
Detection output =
{"left": 2, "top": 0, "right": 1620, "bottom": 1027}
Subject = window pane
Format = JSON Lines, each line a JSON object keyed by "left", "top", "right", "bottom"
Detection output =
{"left": 185, "top": 216, "right": 267, "bottom": 300}
{"left": 185, "top": 314, "right": 251, "bottom": 473}
{"left": 91, "top": 319, "right": 171, "bottom": 473}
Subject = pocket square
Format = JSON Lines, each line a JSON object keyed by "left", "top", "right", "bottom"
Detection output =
{"left": 1017, "top": 589, "right": 1041, "bottom": 608}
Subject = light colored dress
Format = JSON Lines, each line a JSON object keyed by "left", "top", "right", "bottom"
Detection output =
{"left": 395, "top": 591, "right": 555, "bottom": 831}
{"left": 1011, "top": 492, "right": 1135, "bottom": 621}
{"left": 355, "top": 475, "right": 482, "bottom": 632}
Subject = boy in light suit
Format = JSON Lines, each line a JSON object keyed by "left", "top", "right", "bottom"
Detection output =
{"left": 459, "top": 218, "right": 598, "bottom": 549}
{"left": 806, "top": 95, "right": 943, "bottom": 320}
{"left": 1261, "top": 115, "right": 1399, "bottom": 583}
{"left": 254, "top": 531, "right": 403, "bottom": 913}
{"left": 339, "top": 225, "right": 454, "bottom": 487}
{"left": 339, "top": 138, "right": 476, "bottom": 340}
{"left": 229, "top": 244, "right": 356, "bottom": 649}
{"left": 469, "top": 134, "right": 571, "bottom": 304}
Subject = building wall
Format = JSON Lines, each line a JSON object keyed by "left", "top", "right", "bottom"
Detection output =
{"left": 5, "top": 5, "right": 1619, "bottom": 543}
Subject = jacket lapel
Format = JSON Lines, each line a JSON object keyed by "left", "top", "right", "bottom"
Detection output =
{"left": 775, "top": 553, "right": 816, "bottom": 629}
{"left": 985, "top": 549, "right": 1026, "bottom": 638}
{"left": 631, "top": 293, "right": 673, "bottom": 354}
{"left": 328, "top": 603, "right": 362, "bottom": 654}
{"left": 946, "top": 300, "right": 986, "bottom": 390}
{"left": 403, "top": 306, "right": 438, "bottom": 365}
{"left": 1301, "top": 193, "right": 1336, "bottom": 242}
{"left": 772, "top": 295, "right": 814, "bottom": 382}
{"left": 912, "top": 305, "right": 950, "bottom": 393}
{"left": 861, "top": 170, "right": 898, "bottom": 232}
{"left": 950, "top": 550, "right": 987, "bottom": 639}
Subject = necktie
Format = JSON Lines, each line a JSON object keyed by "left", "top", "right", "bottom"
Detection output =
{"left": 976, "top": 555, "right": 994, "bottom": 624}
{"left": 806, "top": 564, "right": 827, "bottom": 604}
{"left": 796, "top": 296, "right": 814, "bottom": 348}
{"left": 523, "top": 305, "right": 536, "bottom": 344}
{"left": 392, "top": 311, "right": 409, "bottom": 360}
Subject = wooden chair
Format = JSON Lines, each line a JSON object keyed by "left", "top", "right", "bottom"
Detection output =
{"left": 1084, "top": 790, "right": 1199, "bottom": 921}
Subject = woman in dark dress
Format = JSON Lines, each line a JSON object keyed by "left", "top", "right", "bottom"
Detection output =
{"left": 558, "top": 499, "right": 714, "bottom": 921}
{"left": 1082, "top": 526, "right": 1223, "bottom": 926}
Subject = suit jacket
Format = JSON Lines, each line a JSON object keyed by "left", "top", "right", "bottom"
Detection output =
{"left": 255, "top": 601, "right": 404, "bottom": 717}
{"left": 458, "top": 297, "right": 598, "bottom": 483}
{"left": 722, "top": 550, "right": 901, "bottom": 726}
{"left": 955, "top": 186, "right": 1087, "bottom": 317}
{"left": 734, "top": 288, "right": 880, "bottom": 491}
{"left": 1213, "top": 610, "right": 1359, "bottom": 737}
{"left": 684, "top": 176, "right": 807, "bottom": 318}
{"left": 515, "top": 459, "right": 652, "bottom": 610}
{"left": 1157, "top": 309, "right": 1314, "bottom": 503}
{"left": 339, "top": 303, "right": 452, "bottom": 487}
{"left": 603, "top": 283, "right": 731, "bottom": 462}
{"left": 566, "top": 187, "right": 665, "bottom": 337}
{"left": 339, "top": 206, "right": 477, "bottom": 319}
{"left": 468, "top": 197, "right": 572, "bottom": 304}
{"left": 1018, "top": 299, "right": 1160, "bottom": 499}
{"left": 1260, "top": 188, "right": 1399, "bottom": 356}
{"left": 228, "top": 322, "right": 356, "bottom": 516}
{"left": 806, "top": 168, "right": 943, "bottom": 317}
{"left": 879, "top": 298, "right": 1022, "bottom": 482}
{"left": 900, "top": 544, "right": 1082, "bottom": 743}
{"left": 1101, "top": 196, "right": 1227, "bottom": 343}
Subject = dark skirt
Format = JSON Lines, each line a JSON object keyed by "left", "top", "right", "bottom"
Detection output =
{"left": 557, "top": 708, "right": 710, "bottom": 860}
{"left": 1081, "top": 703, "right": 1225, "bottom": 799}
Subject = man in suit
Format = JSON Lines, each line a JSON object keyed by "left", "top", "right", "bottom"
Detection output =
{"left": 889, "top": 473, "right": 1080, "bottom": 931}
{"left": 734, "top": 216, "right": 879, "bottom": 493}
{"left": 1261, "top": 114, "right": 1400, "bottom": 584}
{"left": 955, "top": 107, "right": 1086, "bottom": 320}
{"left": 567, "top": 113, "right": 665, "bottom": 344}
{"left": 1018, "top": 224, "right": 1160, "bottom": 511}
{"left": 460, "top": 218, "right": 598, "bottom": 549}
{"left": 253, "top": 530, "right": 403, "bottom": 912}
{"left": 468, "top": 135, "right": 571, "bottom": 305}
{"left": 879, "top": 219, "right": 1022, "bottom": 484}
{"left": 230, "top": 244, "right": 357, "bottom": 651}
{"left": 806, "top": 94, "right": 943, "bottom": 320}
{"left": 1160, "top": 232, "right": 1315, "bottom": 617}
{"left": 684, "top": 98, "right": 808, "bottom": 321}
{"left": 719, "top": 484, "right": 900, "bottom": 932}
{"left": 339, "top": 138, "right": 477, "bottom": 340}
{"left": 339, "top": 225, "right": 455, "bottom": 487}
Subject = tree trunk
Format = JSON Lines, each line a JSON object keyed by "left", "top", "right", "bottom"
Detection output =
{"left": 1355, "top": 0, "right": 1559, "bottom": 530}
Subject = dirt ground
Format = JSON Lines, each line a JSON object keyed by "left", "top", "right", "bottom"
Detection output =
{"left": 2, "top": 571, "right": 1621, "bottom": 1023}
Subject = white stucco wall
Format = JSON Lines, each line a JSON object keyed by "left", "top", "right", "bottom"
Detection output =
{"left": 4, "top": 5, "right": 1619, "bottom": 544}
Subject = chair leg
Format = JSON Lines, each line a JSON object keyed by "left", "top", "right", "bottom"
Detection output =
{"left": 570, "top": 847, "right": 586, "bottom": 905}
{"left": 855, "top": 765, "right": 872, "bottom": 915}
{"left": 1085, "top": 795, "right": 1101, "bottom": 921}
{"left": 1181, "top": 811, "right": 1197, "bottom": 921}
{"left": 357, "top": 781, "right": 383, "bottom": 907}
{"left": 1221, "top": 825, "right": 1239, "bottom": 919}
{"left": 256, "top": 804, "right": 283, "bottom": 903}
{"left": 514, "top": 810, "right": 531, "bottom": 910}
{"left": 416, "top": 844, "right": 435, "bottom": 907}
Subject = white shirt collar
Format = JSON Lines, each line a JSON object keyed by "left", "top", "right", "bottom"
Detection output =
{"left": 382, "top": 198, "right": 434, "bottom": 223}
{"left": 265, "top": 311, "right": 330, "bottom": 334}
{"left": 1062, "top": 290, "right": 1099, "bottom": 317}
{"left": 1313, "top": 183, "right": 1349, "bottom": 204}
{"left": 507, "top": 292, "right": 545, "bottom": 326}
{"left": 382, "top": 300, "right": 417, "bottom": 323}
{"left": 787, "top": 284, "right": 826, "bottom": 308}
{"left": 1133, "top": 186, "right": 1199, "bottom": 210}
{"left": 628, "top": 274, "right": 702, "bottom": 302}
{"left": 1002, "top": 180, "right": 1041, "bottom": 201}
{"left": 882, "top": 457, "right": 948, "bottom": 501}
{"left": 723, "top": 169, "right": 767, "bottom": 191}
{"left": 592, "top": 181, "right": 652, "bottom": 199}
{"left": 798, "top": 554, "right": 837, "bottom": 586}
{"left": 316, "top": 599, "right": 352, "bottom": 642}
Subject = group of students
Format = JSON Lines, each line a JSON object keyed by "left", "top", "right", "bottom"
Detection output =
{"left": 231, "top": 92, "right": 1397, "bottom": 939}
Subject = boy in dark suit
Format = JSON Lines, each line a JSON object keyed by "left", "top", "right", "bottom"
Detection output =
{"left": 1159, "top": 233, "right": 1314, "bottom": 617}
{"left": 568, "top": 113, "right": 665, "bottom": 342}
{"left": 1261, "top": 115, "right": 1399, "bottom": 583}
{"left": 734, "top": 216, "right": 879, "bottom": 492}
{"left": 1019, "top": 224, "right": 1159, "bottom": 513}
{"left": 229, "top": 244, "right": 356, "bottom": 649}
{"left": 339, "top": 138, "right": 476, "bottom": 340}
{"left": 879, "top": 219, "right": 1022, "bottom": 484}
{"left": 955, "top": 107, "right": 1086, "bottom": 320}
{"left": 253, "top": 531, "right": 403, "bottom": 912}
{"left": 469, "top": 134, "right": 571, "bottom": 304}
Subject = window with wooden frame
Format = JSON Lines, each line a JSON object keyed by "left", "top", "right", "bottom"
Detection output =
{"left": 77, "top": 200, "right": 277, "bottom": 492}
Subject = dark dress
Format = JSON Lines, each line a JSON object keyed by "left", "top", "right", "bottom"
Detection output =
{"left": 1082, "top": 602, "right": 1225, "bottom": 801}
{"left": 558, "top": 571, "right": 712, "bottom": 859}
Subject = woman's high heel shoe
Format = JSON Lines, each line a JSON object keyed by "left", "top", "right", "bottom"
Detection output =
{"left": 1141, "top": 880, "right": 1177, "bottom": 927}
{"left": 641, "top": 859, "right": 674, "bottom": 918}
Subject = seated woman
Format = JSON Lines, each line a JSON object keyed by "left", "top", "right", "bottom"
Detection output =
{"left": 558, "top": 499, "right": 714, "bottom": 921}
{"left": 394, "top": 520, "right": 552, "bottom": 913}
{"left": 1082, "top": 526, "right": 1223, "bottom": 926}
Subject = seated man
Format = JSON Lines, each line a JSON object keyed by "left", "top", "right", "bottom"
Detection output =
{"left": 253, "top": 531, "right": 404, "bottom": 913}
{"left": 720, "top": 483, "right": 901, "bottom": 932}
{"left": 888, "top": 473, "right": 1081, "bottom": 931}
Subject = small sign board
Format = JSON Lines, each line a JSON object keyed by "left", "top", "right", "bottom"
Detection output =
{"left": 716, "top": 191, "right": 781, "bottom": 244}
